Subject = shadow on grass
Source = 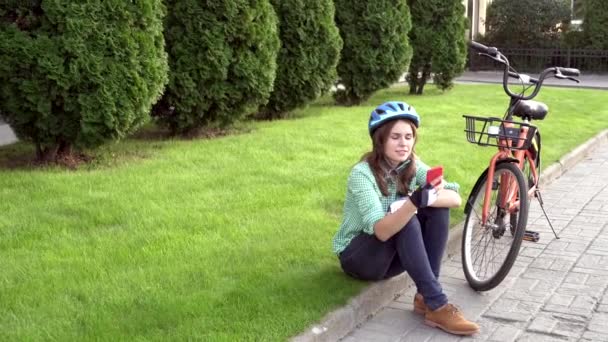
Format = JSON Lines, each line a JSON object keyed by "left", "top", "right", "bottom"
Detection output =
{"left": 370, "top": 85, "right": 447, "bottom": 104}
{"left": 130, "top": 122, "right": 256, "bottom": 142}
{"left": 128, "top": 124, "right": 174, "bottom": 141}
{"left": 0, "top": 140, "right": 158, "bottom": 171}
{"left": 0, "top": 122, "right": 259, "bottom": 171}
{"left": 304, "top": 85, "right": 448, "bottom": 113}
{"left": 0, "top": 143, "right": 40, "bottom": 170}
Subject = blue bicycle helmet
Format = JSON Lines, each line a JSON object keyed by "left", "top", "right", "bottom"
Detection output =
{"left": 368, "top": 101, "right": 420, "bottom": 136}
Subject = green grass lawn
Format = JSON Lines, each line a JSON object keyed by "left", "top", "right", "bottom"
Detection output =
{"left": 1, "top": 84, "right": 607, "bottom": 341}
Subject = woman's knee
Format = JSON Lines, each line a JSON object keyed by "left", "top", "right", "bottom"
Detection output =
{"left": 424, "top": 206, "right": 450, "bottom": 217}
{"left": 340, "top": 254, "right": 392, "bottom": 281}
{"left": 393, "top": 216, "right": 422, "bottom": 239}
{"left": 419, "top": 207, "right": 450, "bottom": 224}
{"left": 339, "top": 234, "right": 397, "bottom": 281}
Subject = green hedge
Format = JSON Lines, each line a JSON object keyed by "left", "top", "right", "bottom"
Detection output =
{"left": 0, "top": 1, "right": 168, "bottom": 161}
{"left": 333, "top": 0, "right": 412, "bottom": 106}
{"left": 583, "top": 0, "right": 608, "bottom": 50}
{"left": 155, "top": 0, "right": 280, "bottom": 134}
{"left": 257, "top": 0, "right": 342, "bottom": 119}
{"left": 484, "top": 0, "right": 570, "bottom": 47}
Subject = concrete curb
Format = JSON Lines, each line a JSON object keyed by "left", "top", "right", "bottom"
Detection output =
{"left": 292, "top": 223, "right": 464, "bottom": 342}
{"left": 291, "top": 129, "right": 608, "bottom": 342}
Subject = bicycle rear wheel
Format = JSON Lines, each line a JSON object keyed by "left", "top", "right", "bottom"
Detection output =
{"left": 462, "top": 162, "right": 529, "bottom": 291}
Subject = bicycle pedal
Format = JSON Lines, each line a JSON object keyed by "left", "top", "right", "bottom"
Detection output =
{"left": 523, "top": 230, "right": 540, "bottom": 242}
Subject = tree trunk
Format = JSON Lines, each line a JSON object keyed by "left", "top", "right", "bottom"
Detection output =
{"left": 408, "top": 70, "right": 419, "bottom": 94}
{"left": 35, "top": 141, "right": 43, "bottom": 161}
{"left": 417, "top": 65, "right": 432, "bottom": 95}
{"left": 38, "top": 145, "right": 59, "bottom": 163}
{"left": 57, "top": 140, "right": 72, "bottom": 158}
{"left": 35, "top": 139, "right": 73, "bottom": 163}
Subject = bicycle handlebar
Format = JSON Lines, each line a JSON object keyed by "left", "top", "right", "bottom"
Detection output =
{"left": 469, "top": 41, "right": 580, "bottom": 100}
{"left": 470, "top": 41, "right": 497, "bottom": 56}
{"left": 556, "top": 67, "right": 580, "bottom": 77}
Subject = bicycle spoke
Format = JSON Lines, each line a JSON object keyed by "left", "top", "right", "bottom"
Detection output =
{"left": 463, "top": 164, "right": 527, "bottom": 290}
{"left": 469, "top": 209, "right": 490, "bottom": 266}
{"left": 461, "top": 44, "right": 563, "bottom": 290}
{"left": 472, "top": 227, "right": 489, "bottom": 271}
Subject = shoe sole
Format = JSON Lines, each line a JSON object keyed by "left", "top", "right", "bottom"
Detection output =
{"left": 424, "top": 319, "right": 479, "bottom": 336}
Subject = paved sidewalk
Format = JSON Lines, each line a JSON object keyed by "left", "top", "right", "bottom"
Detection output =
{"left": 340, "top": 139, "right": 608, "bottom": 341}
{"left": 456, "top": 71, "right": 608, "bottom": 90}
{"left": 0, "top": 122, "right": 17, "bottom": 146}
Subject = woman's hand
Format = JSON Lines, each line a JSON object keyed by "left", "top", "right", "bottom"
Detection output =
{"left": 435, "top": 178, "right": 446, "bottom": 192}
{"left": 430, "top": 179, "right": 461, "bottom": 208}
{"left": 409, "top": 176, "right": 442, "bottom": 208}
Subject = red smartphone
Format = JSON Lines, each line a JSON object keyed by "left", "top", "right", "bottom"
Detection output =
{"left": 426, "top": 166, "right": 444, "bottom": 184}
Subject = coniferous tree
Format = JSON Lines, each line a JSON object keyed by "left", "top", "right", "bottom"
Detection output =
{"left": 257, "top": 0, "right": 342, "bottom": 119}
{"left": 407, "top": 0, "right": 467, "bottom": 94}
{"left": 155, "top": 0, "right": 280, "bottom": 135}
{"left": 0, "top": 1, "right": 168, "bottom": 162}
{"left": 333, "top": 0, "right": 412, "bottom": 105}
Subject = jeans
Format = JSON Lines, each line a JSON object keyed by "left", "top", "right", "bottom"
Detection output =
{"left": 338, "top": 207, "right": 450, "bottom": 310}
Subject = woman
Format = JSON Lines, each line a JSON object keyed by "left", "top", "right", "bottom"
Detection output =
{"left": 332, "top": 101, "right": 479, "bottom": 336}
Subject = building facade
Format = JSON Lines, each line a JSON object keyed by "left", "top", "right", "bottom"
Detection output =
{"left": 463, "top": 0, "right": 493, "bottom": 40}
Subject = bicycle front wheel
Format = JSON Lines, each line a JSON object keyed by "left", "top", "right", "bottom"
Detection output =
{"left": 462, "top": 162, "right": 529, "bottom": 291}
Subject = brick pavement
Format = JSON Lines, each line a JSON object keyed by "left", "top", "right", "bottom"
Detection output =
{"left": 341, "top": 141, "right": 608, "bottom": 342}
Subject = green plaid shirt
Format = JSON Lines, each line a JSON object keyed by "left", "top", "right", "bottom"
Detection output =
{"left": 332, "top": 159, "right": 459, "bottom": 255}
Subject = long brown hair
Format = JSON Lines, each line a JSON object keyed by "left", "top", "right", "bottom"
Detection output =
{"left": 361, "top": 119, "right": 417, "bottom": 196}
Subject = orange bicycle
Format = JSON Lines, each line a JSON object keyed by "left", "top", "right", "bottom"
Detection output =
{"left": 461, "top": 41, "right": 580, "bottom": 291}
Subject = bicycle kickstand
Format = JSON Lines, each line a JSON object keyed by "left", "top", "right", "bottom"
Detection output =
{"left": 535, "top": 188, "right": 560, "bottom": 240}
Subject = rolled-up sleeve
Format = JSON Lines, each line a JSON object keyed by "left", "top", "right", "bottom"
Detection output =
{"left": 444, "top": 181, "right": 460, "bottom": 193}
{"left": 348, "top": 169, "right": 385, "bottom": 235}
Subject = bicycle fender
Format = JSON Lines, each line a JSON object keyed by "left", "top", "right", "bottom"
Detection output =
{"left": 531, "top": 130, "right": 541, "bottom": 169}
{"left": 464, "top": 158, "right": 519, "bottom": 215}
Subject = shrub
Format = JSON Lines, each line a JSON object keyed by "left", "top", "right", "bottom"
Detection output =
{"left": 484, "top": 0, "right": 570, "bottom": 48}
{"left": 333, "top": 0, "right": 412, "bottom": 106}
{"left": 583, "top": 0, "right": 608, "bottom": 50}
{"left": 256, "top": 0, "right": 342, "bottom": 120}
{"left": 155, "top": 0, "right": 280, "bottom": 135}
{"left": 0, "top": 0, "right": 168, "bottom": 162}
{"left": 407, "top": 0, "right": 467, "bottom": 94}
{"left": 561, "top": 29, "right": 586, "bottom": 49}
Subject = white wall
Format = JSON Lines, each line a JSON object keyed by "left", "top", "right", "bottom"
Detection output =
{"left": 465, "top": 0, "right": 492, "bottom": 40}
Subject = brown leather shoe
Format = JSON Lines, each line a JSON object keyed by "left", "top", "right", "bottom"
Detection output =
{"left": 414, "top": 293, "right": 427, "bottom": 315}
{"left": 424, "top": 303, "right": 479, "bottom": 336}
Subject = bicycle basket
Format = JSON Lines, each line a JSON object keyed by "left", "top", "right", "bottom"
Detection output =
{"left": 463, "top": 115, "right": 537, "bottom": 151}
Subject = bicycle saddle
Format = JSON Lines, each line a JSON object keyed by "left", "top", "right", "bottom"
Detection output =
{"left": 512, "top": 100, "right": 548, "bottom": 120}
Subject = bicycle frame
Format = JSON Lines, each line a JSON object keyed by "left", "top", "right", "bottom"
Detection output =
{"left": 461, "top": 41, "right": 576, "bottom": 291}
{"left": 480, "top": 122, "right": 539, "bottom": 225}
